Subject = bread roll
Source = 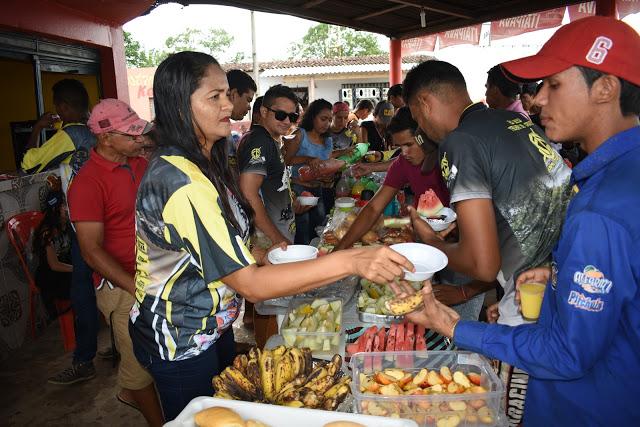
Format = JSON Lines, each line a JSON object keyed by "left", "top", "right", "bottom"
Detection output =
{"left": 194, "top": 407, "right": 245, "bottom": 427}
{"left": 323, "top": 422, "right": 366, "bottom": 427}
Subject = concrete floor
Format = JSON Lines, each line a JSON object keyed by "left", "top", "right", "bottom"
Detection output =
{"left": 1, "top": 309, "right": 256, "bottom": 426}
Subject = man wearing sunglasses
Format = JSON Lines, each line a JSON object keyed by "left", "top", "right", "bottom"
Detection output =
{"left": 238, "top": 84, "right": 299, "bottom": 248}
{"left": 237, "top": 84, "right": 299, "bottom": 348}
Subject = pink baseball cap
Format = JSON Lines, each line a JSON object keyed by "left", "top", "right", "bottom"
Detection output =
{"left": 88, "top": 99, "right": 152, "bottom": 135}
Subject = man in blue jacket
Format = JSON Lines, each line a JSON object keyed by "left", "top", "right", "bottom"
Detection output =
{"left": 395, "top": 16, "right": 640, "bottom": 426}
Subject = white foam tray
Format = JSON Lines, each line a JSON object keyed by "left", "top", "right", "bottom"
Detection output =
{"left": 165, "top": 396, "right": 419, "bottom": 427}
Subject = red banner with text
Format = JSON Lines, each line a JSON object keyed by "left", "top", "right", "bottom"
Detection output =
{"left": 401, "top": 35, "right": 436, "bottom": 55}
{"left": 569, "top": 0, "right": 640, "bottom": 21}
{"left": 437, "top": 24, "right": 482, "bottom": 49}
{"left": 490, "top": 7, "right": 565, "bottom": 40}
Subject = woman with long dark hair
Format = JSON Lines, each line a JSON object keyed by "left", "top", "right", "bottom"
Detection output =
{"left": 33, "top": 190, "right": 72, "bottom": 320}
{"left": 129, "top": 51, "right": 412, "bottom": 420}
{"left": 284, "top": 99, "right": 350, "bottom": 244}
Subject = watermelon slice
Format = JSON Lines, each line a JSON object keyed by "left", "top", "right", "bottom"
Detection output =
{"left": 363, "top": 326, "right": 378, "bottom": 370}
{"left": 417, "top": 189, "right": 444, "bottom": 217}
{"left": 386, "top": 323, "right": 398, "bottom": 353}
{"left": 346, "top": 342, "right": 360, "bottom": 355}
{"left": 396, "top": 323, "right": 405, "bottom": 352}
{"left": 373, "top": 327, "right": 387, "bottom": 370}
{"left": 406, "top": 322, "right": 416, "bottom": 351}
{"left": 415, "top": 324, "right": 427, "bottom": 351}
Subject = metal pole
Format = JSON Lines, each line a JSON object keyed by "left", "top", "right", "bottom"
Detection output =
{"left": 33, "top": 54, "right": 47, "bottom": 146}
{"left": 251, "top": 11, "right": 260, "bottom": 95}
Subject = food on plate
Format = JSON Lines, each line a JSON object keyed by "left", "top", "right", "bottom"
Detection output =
{"left": 357, "top": 367, "right": 495, "bottom": 425}
{"left": 380, "top": 227, "right": 413, "bottom": 245}
{"left": 213, "top": 346, "right": 351, "bottom": 410}
{"left": 417, "top": 189, "right": 444, "bottom": 218}
{"left": 323, "top": 422, "right": 365, "bottom": 427}
{"left": 383, "top": 217, "right": 411, "bottom": 228}
{"left": 357, "top": 279, "right": 423, "bottom": 316}
{"left": 360, "top": 230, "right": 380, "bottom": 244}
{"left": 300, "top": 191, "right": 314, "bottom": 197}
{"left": 281, "top": 298, "right": 342, "bottom": 352}
{"left": 194, "top": 406, "right": 266, "bottom": 427}
{"left": 385, "top": 291, "right": 424, "bottom": 315}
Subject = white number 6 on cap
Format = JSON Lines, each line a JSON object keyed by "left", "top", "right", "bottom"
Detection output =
{"left": 586, "top": 36, "right": 613, "bottom": 65}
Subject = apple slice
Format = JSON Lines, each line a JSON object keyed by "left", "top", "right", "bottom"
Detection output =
{"left": 448, "top": 401, "right": 467, "bottom": 411}
{"left": 447, "top": 382, "right": 461, "bottom": 394}
{"left": 375, "top": 372, "right": 397, "bottom": 385}
{"left": 384, "top": 368, "right": 406, "bottom": 381}
{"left": 412, "top": 368, "right": 428, "bottom": 386}
{"left": 427, "top": 370, "right": 444, "bottom": 386}
{"left": 379, "top": 383, "right": 402, "bottom": 396}
{"left": 440, "top": 366, "right": 453, "bottom": 384}
{"left": 453, "top": 371, "right": 471, "bottom": 389}
{"left": 468, "top": 372, "right": 482, "bottom": 386}
{"left": 477, "top": 406, "right": 494, "bottom": 424}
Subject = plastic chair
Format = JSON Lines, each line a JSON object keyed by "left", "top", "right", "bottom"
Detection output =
{"left": 5, "top": 211, "right": 76, "bottom": 350}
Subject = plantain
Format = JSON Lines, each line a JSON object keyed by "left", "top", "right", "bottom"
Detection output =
{"left": 246, "top": 358, "right": 263, "bottom": 401}
{"left": 233, "top": 353, "right": 249, "bottom": 375}
{"left": 301, "top": 347, "right": 314, "bottom": 376}
{"left": 305, "top": 363, "right": 328, "bottom": 384}
{"left": 284, "top": 400, "right": 304, "bottom": 408}
{"left": 272, "top": 345, "right": 286, "bottom": 361}
{"left": 213, "top": 390, "right": 235, "bottom": 400}
{"left": 323, "top": 376, "right": 350, "bottom": 399}
{"left": 300, "top": 389, "right": 322, "bottom": 408}
{"left": 326, "top": 354, "right": 342, "bottom": 377}
{"left": 222, "top": 367, "right": 257, "bottom": 400}
{"left": 288, "top": 347, "right": 305, "bottom": 378}
{"left": 273, "top": 352, "right": 294, "bottom": 394}
{"left": 385, "top": 291, "right": 424, "bottom": 315}
{"left": 248, "top": 346, "right": 261, "bottom": 363}
{"left": 305, "top": 371, "right": 336, "bottom": 394}
{"left": 212, "top": 375, "right": 233, "bottom": 397}
{"left": 260, "top": 349, "right": 275, "bottom": 402}
{"left": 273, "top": 374, "right": 306, "bottom": 403}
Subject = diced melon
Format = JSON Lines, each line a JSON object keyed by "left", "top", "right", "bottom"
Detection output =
{"left": 329, "top": 300, "right": 342, "bottom": 312}
{"left": 311, "top": 299, "right": 329, "bottom": 309}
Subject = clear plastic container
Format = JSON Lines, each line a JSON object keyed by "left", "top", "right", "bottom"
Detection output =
{"left": 350, "top": 351, "right": 505, "bottom": 426}
{"left": 280, "top": 296, "right": 343, "bottom": 356}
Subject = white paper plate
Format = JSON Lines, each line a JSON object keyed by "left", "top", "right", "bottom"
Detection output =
{"left": 268, "top": 245, "right": 318, "bottom": 264}
{"left": 390, "top": 243, "right": 448, "bottom": 281}
{"left": 165, "top": 396, "right": 419, "bottom": 427}
{"left": 419, "top": 207, "right": 457, "bottom": 232}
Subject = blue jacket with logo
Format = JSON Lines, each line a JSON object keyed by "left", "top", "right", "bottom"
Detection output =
{"left": 454, "top": 126, "right": 640, "bottom": 426}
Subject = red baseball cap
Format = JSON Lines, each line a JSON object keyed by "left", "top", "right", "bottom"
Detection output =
{"left": 501, "top": 16, "right": 640, "bottom": 87}
{"left": 88, "top": 98, "right": 152, "bottom": 135}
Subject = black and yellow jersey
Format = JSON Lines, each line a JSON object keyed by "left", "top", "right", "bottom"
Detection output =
{"left": 131, "top": 145, "right": 254, "bottom": 361}
{"left": 21, "top": 123, "right": 95, "bottom": 174}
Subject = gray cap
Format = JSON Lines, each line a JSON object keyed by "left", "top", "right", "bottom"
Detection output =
{"left": 373, "top": 101, "right": 394, "bottom": 124}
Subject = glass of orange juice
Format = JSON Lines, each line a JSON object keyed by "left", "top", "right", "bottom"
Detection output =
{"left": 520, "top": 282, "right": 546, "bottom": 321}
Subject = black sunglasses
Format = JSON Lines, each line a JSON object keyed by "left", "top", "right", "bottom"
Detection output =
{"left": 265, "top": 106, "right": 299, "bottom": 123}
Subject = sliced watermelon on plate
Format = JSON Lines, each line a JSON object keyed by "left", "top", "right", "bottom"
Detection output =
{"left": 417, "top": 188, "right": 444, "bottom": 217}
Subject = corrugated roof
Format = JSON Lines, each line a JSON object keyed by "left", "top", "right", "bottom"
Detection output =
{"left": 222, "top": 54, "right": 432, "bottom": 74}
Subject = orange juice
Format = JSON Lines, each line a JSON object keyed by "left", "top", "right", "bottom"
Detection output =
{"left": 520, "top": 282, "right": 546, "bottom": 321}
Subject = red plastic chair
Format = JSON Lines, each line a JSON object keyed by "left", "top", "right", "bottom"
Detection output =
{"left": 5, "top": 211, "right": 75, "bottom": 350}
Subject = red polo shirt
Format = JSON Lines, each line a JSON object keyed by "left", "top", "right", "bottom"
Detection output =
{"left": 383, "top": 154, "right": 450, "bottom": 207}
{"left": 67, "top": 149, "right": 148, "bottom": 287}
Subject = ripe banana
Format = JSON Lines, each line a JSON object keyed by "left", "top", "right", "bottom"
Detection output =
{"left": 222, "top": 367, "right": 257, "bottom": 401}
{"left": 274, "top": 352, "right": 294, "bottom": 394}
{"left": 233, "top": 353, "right": 249, "bottom": 374}
{"left": 246, "top": 358, "right": 263, "bottom": 401}
{"left": 260, "top": 349, "right": 275, "bottom": 401}
{"left": 385, "top": 291, "right": 424, "bottom": 315}
{"left": 327, "top": 354, "right": 342, "bottom": 377}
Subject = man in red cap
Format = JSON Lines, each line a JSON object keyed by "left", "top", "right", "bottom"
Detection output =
{"left": 67, "top": 99, "right": 163, "bottom": 425}
{"left": 394, "top": 16, "right": 640, "bottom": 426}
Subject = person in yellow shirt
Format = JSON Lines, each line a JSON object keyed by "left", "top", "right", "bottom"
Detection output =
{"left": 22, "top": 79, "right": 95, "bottom": 175}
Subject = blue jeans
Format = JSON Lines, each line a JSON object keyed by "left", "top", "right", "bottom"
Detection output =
{"left": 70, "top": 232, "right": 98, "bottom": 364}
{"left": 293, "top": 184, "right": 326, "bottom": 245}
{"left": 131, "top": 324, "right": 236, "bottom": 421}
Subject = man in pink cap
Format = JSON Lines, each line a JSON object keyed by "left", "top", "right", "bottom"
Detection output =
{"left": 393, "top": 16, "right": 640, "bottom": 426}
{"left": 67, "top": 99, "right": 163, "bottom": 425}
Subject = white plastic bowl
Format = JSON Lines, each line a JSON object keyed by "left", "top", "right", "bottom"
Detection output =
{"left": 420, "top": 207, "right": 457, "bottom": 232}
{"left": 267, "top": 245, "right": 318, "bottom": 264}
{"left": 297, "top": 196, "right": 319, "bottom": 207}
{"left": 390, "top": 242, "right": 448, "bottom": 281}
{"left": 335, "top": 197, "right": 356, "bottom": 211}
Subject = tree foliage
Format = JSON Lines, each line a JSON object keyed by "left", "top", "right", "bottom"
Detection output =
{"left": 289, "top": 24, "right": 384, "bottom": 59}
{"left": 124, "top": 28, "right": 243, "bottom": 67}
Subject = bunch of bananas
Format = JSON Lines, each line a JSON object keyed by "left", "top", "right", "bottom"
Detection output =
{"left": 213, "top": 346, "right": 351, "bottom": 411}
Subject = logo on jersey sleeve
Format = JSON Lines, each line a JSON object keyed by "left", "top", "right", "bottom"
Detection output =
{"left": 573, "top": 265, "right": 612, "bottom": 294}
{"left": 441, "top": 152, "right": 450, "bottom": 181}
